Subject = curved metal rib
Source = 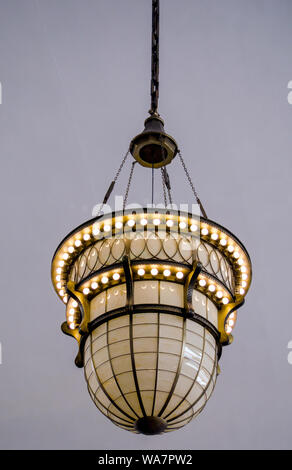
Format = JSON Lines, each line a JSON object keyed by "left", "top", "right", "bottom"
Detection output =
{"left": 184, "top": 261, "right": 202, "bottom": 313}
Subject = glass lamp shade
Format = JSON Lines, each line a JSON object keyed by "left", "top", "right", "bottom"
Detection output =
{"left": 84, "top": 282, "right": 218, "bottom": 434}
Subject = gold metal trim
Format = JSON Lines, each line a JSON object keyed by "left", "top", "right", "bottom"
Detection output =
{"left": 218, "top": 296, "right": 244, "bottom": 344}
{"left": 66, "top": 281, "right": 90, "bottom": 334}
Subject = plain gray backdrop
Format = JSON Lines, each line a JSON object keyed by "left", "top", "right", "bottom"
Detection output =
{"left": 0, "top": 0, "right": 292, "bottom": 450}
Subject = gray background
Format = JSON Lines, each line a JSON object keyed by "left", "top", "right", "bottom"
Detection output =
{"left": 0, "top": 0, "right": 291, "bottom": 450}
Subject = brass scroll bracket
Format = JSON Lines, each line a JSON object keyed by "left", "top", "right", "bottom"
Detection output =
{"left": 66, "top": 281, "right": 90, "bottom": 334}
{"left": 122, "top": 255, "right": 134, "bottom": 313}
{"left": 218, "top": 296, "right": 245, "bottom": 345}
{"left": 184, "top": 261, "right": 203, "bottom": 313}
{"left": 61, "top": 321, "right": 84, "bottom": 368}
{"left": 60, "top": 281, "right": 91, "bottom": 368}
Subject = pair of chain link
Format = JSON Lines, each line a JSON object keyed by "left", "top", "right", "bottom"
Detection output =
{"left": 98, "top": 149, "right": 130, "bottom": 216}
{"left": 123, "top": 161, "right": 137, "bottom": 210}
{"left": 178, "top": 150, "right": 208, "bottom": 218}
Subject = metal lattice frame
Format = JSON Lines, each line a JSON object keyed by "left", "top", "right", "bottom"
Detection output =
{"left": 53, "top": 209, "right": 252, "bottom": 346}
{"left": 69, "top": 232, "right": 235, "bottom": 293}
{"left": 84, "top": 309, "right": 218, "bottom": 433}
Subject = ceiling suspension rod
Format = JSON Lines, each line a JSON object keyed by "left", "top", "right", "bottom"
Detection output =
{"left": 149, "top": 0, "right": 160, "bottom": 116}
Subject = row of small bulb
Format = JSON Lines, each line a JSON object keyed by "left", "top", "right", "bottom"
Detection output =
{"left": 67, "top": 300, "right": 79, "bottom": 330}
{"left": 60, "top": 216, "right": 248, "bottom": 258}
{"left": 201, "top": 228, "right": 248, "bottom": 291}
{"left": 55, "top": 215, "right": 249, "bottom": 300}
{"left": 82, "top": 271, "right": 122, "bottom": 295}
{"left": 197, "top": 277, "right": 230, "bottom": 305}
{"left": 93, "top": 216, "right": 201, "bottom": 232}
{"left": 225, "top": 312, "right": 236, "bottom": 334}
{"left": 77, "top": 264, "right": 231, "bottom": 306}
{"left": 79, "top": 267, "right": 183, "bottom": 296}
{"left": 66, "top": 261, "right": 232, "bottom": 329}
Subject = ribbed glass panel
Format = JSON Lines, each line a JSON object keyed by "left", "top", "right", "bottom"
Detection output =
{"left": 84, "top": 311, "right": 217, "bottom": 433}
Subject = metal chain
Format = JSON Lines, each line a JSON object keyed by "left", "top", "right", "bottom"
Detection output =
{"left": 113, "top": 149, "right": 130, "bottom": 182}
{"left": 161, "top": 166, "right": 173, "bottom": 206}
{"left": 161, "top": 167, "right": 172, "bottom": 204}
{"left": 149, "top": 0, "right": 160, "bottom": 115}
{"left": 160, "top": 168, "right": 167, "bottom": 207}
{"left": 152, "top": 165, "right": 155, "bottom": 205}
{"left": 98, "top": 149, "right": 130, "bottom": 216}
{"left": 123, "top": 161, "right": 137, "bottom": 210}
{"left": 164, "top": 167, "right": 173, "bottom": 205}
{"left": 178, "top": 150, "right": 208, "bottom": 218}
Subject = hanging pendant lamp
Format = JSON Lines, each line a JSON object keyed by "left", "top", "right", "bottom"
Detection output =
{"left": 51, "top": 0, "right": 252, "bottom": 435}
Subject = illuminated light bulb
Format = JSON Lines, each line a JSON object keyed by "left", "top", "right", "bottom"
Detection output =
{"left": 242, "top": 281, "right": 247, "bottom": 288}
{"left": 127, "top": 219, "right": 135, "bottom": 228}
{"left": 59, "top": 260, "right": 65, "bottom": 267}
{"left": 153, "top": 218, "right": 160, "bottom": 226}
{"left": 176, "top": 271, "right": 184, "bottom": 279}
{"left": 69, "top": 308, "right": 75, "bottom": 315}
{"left": 63, "top": 296, "right": 68, "bottom": 304}
{"left": 115, "top": 221, "right": 123, "bottom": 229}
{"left": 74, "top": 240, "right": 81, "bottom": 247}
{"left": 83, "top": 287, "right": 90, "bottom": 295}
{"left": 151, "top": 268, "right": 158, "bottom": 276}
{"left": 226, "top": 325, "right": 232, "bottom": 334}
{"left": 216, "top": 291, "right": 223, "bottom": 299}
{"left": 211, "top": 233, "right": 219, "bottom": 241}
{"left": 240, "top": 288, "right": 245, "bottom": 295}
{"left": 201, "top": 228, "right": 209, "bottom": 236}
{"left": 68, "top": 314, "right": 74, "bottom": 322}
{"left": 101, "top": 276, "right": 108, "bottom": 284}
{"left": 72, "top": 300, "right": 78, "bottom": 308}
{"left": 208, "top": 285, "right": 216, "bottom": 292}
{"left": 163, "top": 269, "right": 171, "bottom": 277}
{"left": 179, "top": 221, "right": 187, "bottom": 229}
{"left": 56, "top": 268, "right": 62, "bottom": 274}
{"left": 228, "top": 319, "right": 234, "bottom": 327}
{"left": 68, "top": 246, "right": 74, "bottom": 253}
{"left": 93, "top": 225, "right": 100, "bottom": 236}
{"left": 69, "top": 323, "right": 75, "bottom": 330}
{"left": 63, "top": 253, "right": 69, "bottom": 260}
{"left": 228, "top": 245, "right": 234, "bottom": 253}
{"left": 137, "top": 268, "right": 145, "bottom": 276}
{"left": 238, "top": 258, "right": 244, "bottom": 265}
{"left": 242, "top": 273, "right": 248, "bottom": 280}
{"left": 190, "top": 224, "right": 198, "bottom": 232}
{"left": 241, "top": 266, "right": 247, "bottom": 273}
{"left": 83, "top": 233, "right": 90, "bottom": 241}
{"left": 59, "top": 289, "right": 64, "bottom": 297}
{"left": 199, "top": 279, "right": 206, "bottom": 287}
{"left": 113, "top": 273, "right": 120, "bottom": 281}
{"left": 57, "top": 282, "right": 62, "bottom": 289}
{"left": 220, "top": 238, "right": 227, "bottom": 246}
{"left": 166, "top": 219, "right": 174, "bottom": 228}
{"left": 140, "top": 218, "right": 147, "bottom": 226}
{"left": 222, "top": 297, "right": 229, "bottom": 305}
{"left": 104, "top": 224, "right": 111, "bottom": 232}
{"left": 234, "top": 251, "right": 240, "bottom": 259}
{"left": 56, "top": 275, "right": 61, "bottom": 282}
{"left": 91, "top": 282, "right": 98, "bottom": 290}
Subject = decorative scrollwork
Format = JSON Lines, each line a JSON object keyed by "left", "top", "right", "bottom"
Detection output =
{"left": 69, "top": 231, "right": 235, "bottom": 294}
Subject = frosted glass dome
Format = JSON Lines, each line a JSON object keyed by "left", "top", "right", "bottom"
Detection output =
{"left": 83, "top": 281, "right": 218, "bottom": 434}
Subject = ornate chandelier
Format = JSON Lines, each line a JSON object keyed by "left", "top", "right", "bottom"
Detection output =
{"left": 51, "top": 0, "right": 252, "bottom": 435}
